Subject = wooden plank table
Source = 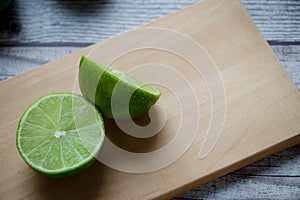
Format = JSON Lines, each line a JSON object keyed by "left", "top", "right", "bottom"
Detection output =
{"left": 0, "top": 0, "right": 299, "bottom": 199}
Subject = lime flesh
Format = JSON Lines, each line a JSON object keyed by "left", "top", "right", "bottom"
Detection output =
{"left": 16, "top": 93, "right": 105, "bottom": 178}
{"left": 79, "top": 56, "right": 161, "bottom": 119}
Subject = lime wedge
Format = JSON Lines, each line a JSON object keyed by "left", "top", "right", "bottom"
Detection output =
{"left": 79, "top": 56, "right": 161, "bottom": 119}
{"left": 16, "top": 93, "right": 105, "bottom": 178}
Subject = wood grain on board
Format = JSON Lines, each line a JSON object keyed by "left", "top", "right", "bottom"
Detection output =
{"left": 0, "top": 0, "right": 300, "bottom": 199}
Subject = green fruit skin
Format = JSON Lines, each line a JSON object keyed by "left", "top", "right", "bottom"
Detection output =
{"left": 79, "top": 56, "right": 161, "bottom": 119}
{"left": 16, "top": 92, "right": 105, "bottom": 178}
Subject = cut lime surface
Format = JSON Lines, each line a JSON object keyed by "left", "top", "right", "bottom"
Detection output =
{"left": 79, "top": 56, "right": 161, "bottom": 119}
{"left": 16, "top": 93, "right": 105, "bottom": 178}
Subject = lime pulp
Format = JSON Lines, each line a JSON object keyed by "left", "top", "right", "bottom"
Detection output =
{"left": 16, "top": 93, "right": 105, "bottom": 178}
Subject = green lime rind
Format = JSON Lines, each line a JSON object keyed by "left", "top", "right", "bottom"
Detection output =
{"left": 16, "top": 92, "right": 105, "bottom": 178}
{"left": 79, "top": 56, "right": 161, "bottom": 119}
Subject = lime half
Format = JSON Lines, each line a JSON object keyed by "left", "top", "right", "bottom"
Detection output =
{"left": 79, "top": 56, "right": 161, "bottom": 119}
{"left": 16, "top": 93, "right": 105, "bottom": 178}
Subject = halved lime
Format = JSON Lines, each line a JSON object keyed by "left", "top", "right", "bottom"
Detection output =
{"left": 16, "top": 93, "right": 105, "bottom": 178}
{"left": 79, "top": 56, "right": 161, "bottom": 119}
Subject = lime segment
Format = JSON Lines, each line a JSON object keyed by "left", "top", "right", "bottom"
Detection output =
{"left": 79, "top": 56, "right": 161, "bottom": 119}
{"left": 16, "top": 93, "right": 105, "bottom": 178}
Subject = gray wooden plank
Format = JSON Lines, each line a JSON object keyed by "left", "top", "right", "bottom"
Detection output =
{"left": 0, "top": 46, "right": 80, "bottom": 75}
{"left": 0, "top": 0, "right": 197, "bottom": 44}
{"left": 0, "top": 0, "right": 299, "bottom": 45}
{"left": 270, "top": 45, "right": 300, "bottom": 85}
{"left": 173, "top": 145, "right": 300, "bottom": 199}
{"left": 1, "top": 45, "right": 299, "bottom": 90}
{"left": 174, "top": 175, "right": 300, "bottom": 199}
{"left": 237, "top": 146, "right": 300, "bottom": 177}
{"left": 0, "top": 74, "right": 13, "bottom": 81}
{"left": 243, "top": 0, "right": 300, "bottom": 42}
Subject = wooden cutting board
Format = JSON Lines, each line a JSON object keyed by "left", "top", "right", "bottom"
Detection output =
{"left": 1, "top": 0, "right": 300, "bottom": 199}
